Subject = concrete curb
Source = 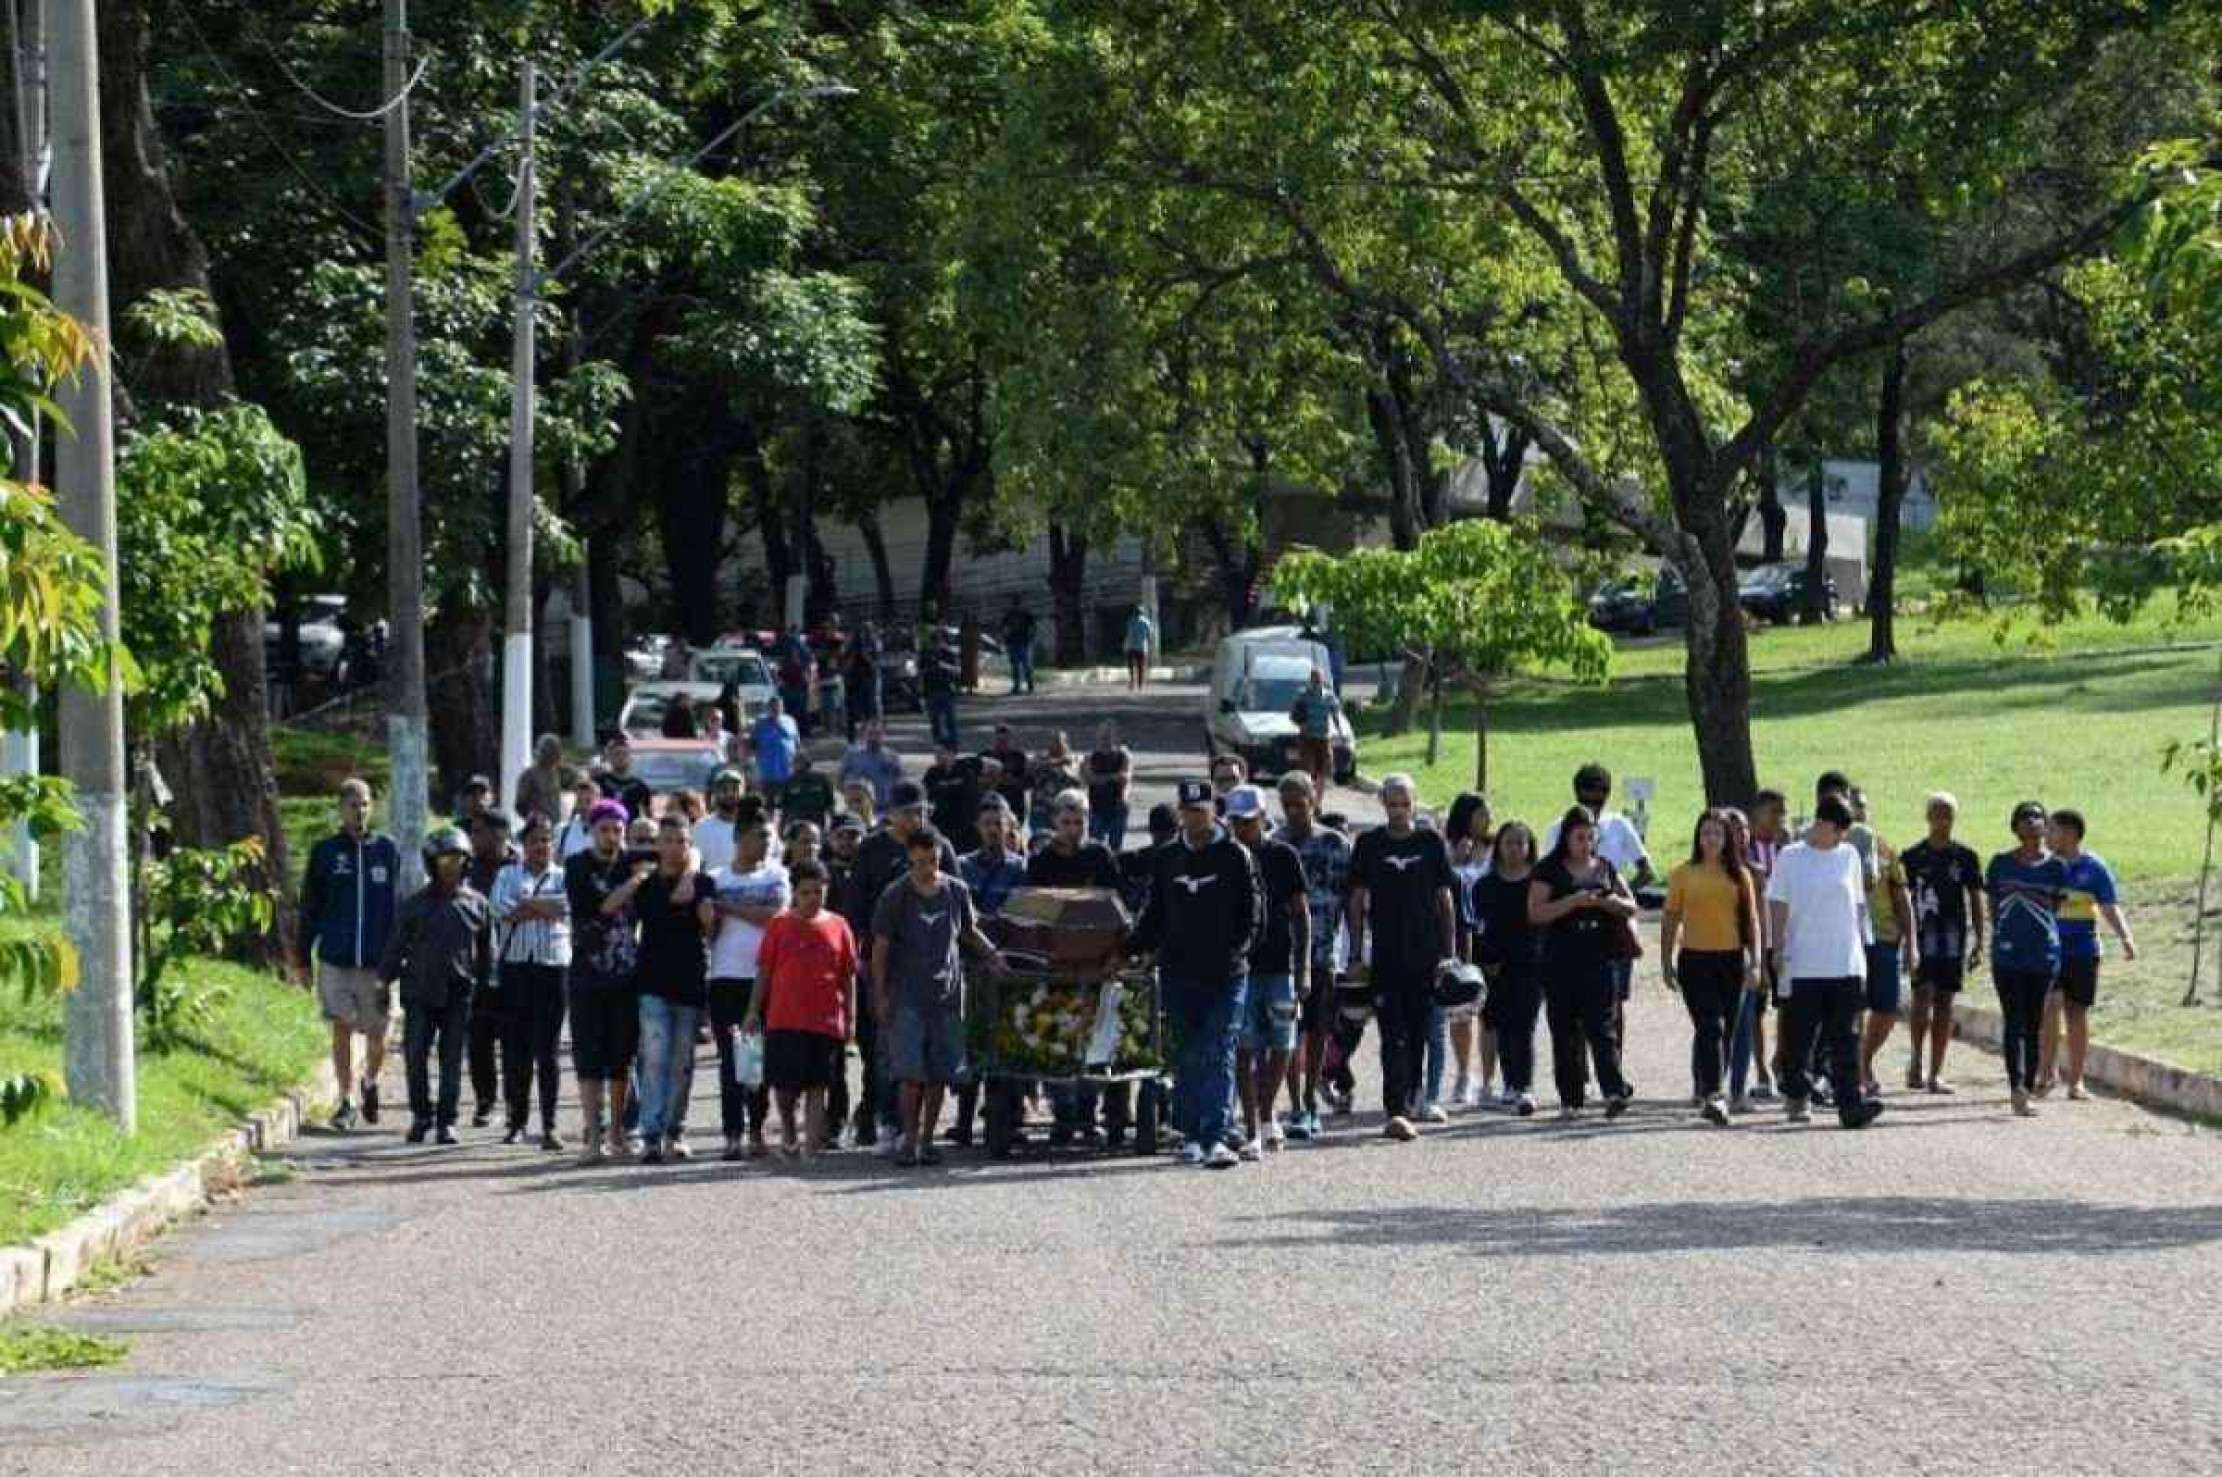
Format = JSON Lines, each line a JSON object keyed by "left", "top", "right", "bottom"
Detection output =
{"left": 1930, "top": 998, "right": 2222, "bottom": 1122}
{"left": 1036, "top": 664, "right": 1208, "bottom": 689}
{"left": 0, "top": 1059, "right": 338, "bottom": 1317}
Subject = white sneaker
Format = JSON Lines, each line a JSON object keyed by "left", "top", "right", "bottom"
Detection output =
{"left": 1179, "top": 1142, "right": 1206, "bottom": 1166}
{"left": 1205, "top": 1142, "right": 1241, "bottom": 1169}
{"left": 1263, "top": 1119, "right": 1286, "bottom": 1151}
{"left": 1451, "top": 1074, "right": 1475, "bottom": 1107}
{"left": 1421, "top": 1102, "right": 1451, "bottom": 1125}
{"left": 876, "top": 1135, "right": 903, "bottom": 1159}
{"left": 1237, "top": 1138, "right": 1262, "bottom": 1162}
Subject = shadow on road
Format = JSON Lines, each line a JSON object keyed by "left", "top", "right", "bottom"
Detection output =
{"left": 1208, "top": 1196, "right": 2222, "bottom": 1257}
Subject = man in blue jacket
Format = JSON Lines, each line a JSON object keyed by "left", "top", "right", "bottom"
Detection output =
{"left": 297, "top": 778, "right": 402, "bottom": 1131}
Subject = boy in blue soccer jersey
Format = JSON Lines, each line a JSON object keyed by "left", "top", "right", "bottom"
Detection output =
{"left": 2037, "top": 808, "right": 2137, "bottom": 1101}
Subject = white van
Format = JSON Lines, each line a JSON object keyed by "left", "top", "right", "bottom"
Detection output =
{"left": 1204, "top": 628, "right": 1356, "bottom": 782}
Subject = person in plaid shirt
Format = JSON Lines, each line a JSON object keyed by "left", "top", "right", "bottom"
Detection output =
{"left": 1272, "top": 772, "right": 1351, "bottom": 1141}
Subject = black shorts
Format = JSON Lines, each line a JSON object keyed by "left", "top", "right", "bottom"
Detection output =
{"left": 2056, "top": 956, "right": 2099, "bottom": 1009}
{"left": 567, "top": 977, "right": 639, "bottom": 1080}
{"left": 1916, "top": 957, "right": 1966, "bottom": 994}
{"left": 766, "top": 1028, "right": 844, "bottom": 1091}
{"left": 1299, "top": 964, "right": 1339, "bottom": 1035}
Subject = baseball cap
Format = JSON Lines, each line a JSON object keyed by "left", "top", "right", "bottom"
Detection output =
{"left": 461, "top": 773, "right": 494, "bottom": 795}
{"left": 977, "top": 793, "right": 1014, "bottom": 816}
{"left": 1223, "top": 784, "right": 1266, "bottom": 820}
{"left": 1176, "top": 779, "right": 1214, "bottom": 809}
{"left": 888, "top": 779, "right": 927, "bottom": 812}
{"left": 830, "top": 811, "right": 865, "bottom": 835}
{"left": 711, "top": 767, "right": 744, "bottom": 788}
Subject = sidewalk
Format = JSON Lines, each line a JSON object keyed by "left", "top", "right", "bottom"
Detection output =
{"left": 1035, "top": 662, "right": 1207, "bottom": 689}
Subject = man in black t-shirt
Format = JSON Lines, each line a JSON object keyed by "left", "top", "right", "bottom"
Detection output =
{"left": 843, "top": 780, "right": 959, "bottom": 1151}
{"left": 922, "top": 742, "right": 983, "bottom": 842}
{"left": 1227, "top": 787, "right": 1311, "bottom": 1155}
{"left": 1899, "top": 791, "right": 1988, "bottom": 1093}
{"left": 1348, "top": 773, "right": 1457, "bottom": 1140}
{"left": 1025, "top": 790, "right": 1124, "bottom": 890}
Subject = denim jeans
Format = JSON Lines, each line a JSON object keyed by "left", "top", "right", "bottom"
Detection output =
{"left": 1165, "top": 971, "right": 1246, "bottom": 1150}
{"left": 1010, "top": 647, "right": 1035, "bottom": 693}
{"left": 1089, "top": 805, "right": 1129, "bottom": 853}
{"left": 635, "top": 995, "right": 703, "bottom": 1144}
{"left": 1424, "top": 1001, "right": 1450, "bottom": 1104}
{"left": 926, "top": 692, "right": 959, "bottom": 748}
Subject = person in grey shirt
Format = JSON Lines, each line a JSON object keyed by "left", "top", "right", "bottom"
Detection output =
{"left": 871, "top": 826, "right": 1003, "bottom": 1166}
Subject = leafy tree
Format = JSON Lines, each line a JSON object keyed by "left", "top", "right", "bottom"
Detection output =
{"left": 1273, "top": 520, "right": 1610, "bottom": 792}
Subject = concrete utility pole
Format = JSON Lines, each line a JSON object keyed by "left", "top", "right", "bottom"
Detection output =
{"left": 50, "top": 0, "right": 134, "bottom": 1128}
{"left": 498, "top": 58, "right": 536, "bottom": 816}
{"left": 384, "top": 0, "right": 427, "bottom": 888}
{"left": 7, "top": 0, "right": 46, "bottom": 903}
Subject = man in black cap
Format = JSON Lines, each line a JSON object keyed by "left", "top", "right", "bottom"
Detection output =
{"left": 845, "top": 778, "right": 959, "bottom": 1153}
{"left": 379, "top": 828, "right": 492, "bottom": 1144}
{"left": 1131, "top": 778, "right": 1261, "bottom": 1169}
{"left": 457, "top": 773, "right": 496, "bottom": 829}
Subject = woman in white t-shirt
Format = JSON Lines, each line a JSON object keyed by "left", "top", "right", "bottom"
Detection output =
{"left": 704, "top": 799, "right": 791, "bottom": 1159}
{"left": 1762, "top": 795, "right": 1884, "bottom": 1130}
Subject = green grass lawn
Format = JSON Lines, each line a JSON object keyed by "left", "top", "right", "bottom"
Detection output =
{"left": 1372, "top": 600, "right": 2222, "bottom": 883}
{"left": 0, "top": 948, "right": 326, "bottom": 1246}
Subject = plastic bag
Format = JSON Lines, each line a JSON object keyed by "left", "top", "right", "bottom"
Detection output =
{"left": 735, "top": 1029, "right": 766, "bottom": 1088}
{"left": 1084, "top": 981, "right": 1125, "bottom": 1068}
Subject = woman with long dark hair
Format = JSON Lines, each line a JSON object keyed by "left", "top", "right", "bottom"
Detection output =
{"left": 1528, "top": 807, "right": 1636, "bottom": 1120}
{"left": 1471, "top": 820, "right": 1542, "bottom": 1115}
{"left": 1443, "top": 792, "right": 1493, "bottom": 1106}
{"left": 1662, "top": 809, "right": 1761, "bottom": 1126}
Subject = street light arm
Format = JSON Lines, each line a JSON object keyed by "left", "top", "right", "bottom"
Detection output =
{"left": 537, "top": 82, "right": 855, "bottom": 289}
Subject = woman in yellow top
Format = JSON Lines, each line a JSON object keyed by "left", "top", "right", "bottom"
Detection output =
{"left": 1661, "top": 809, "right": 1762, "bottom": 1126}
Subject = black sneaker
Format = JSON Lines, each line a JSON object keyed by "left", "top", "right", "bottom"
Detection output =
{"left": 405, "top": 1119, "right": 431, "bottom": 1144}
{"left": 501, "top": 1124, "right": 525, "bottom": 1146}
{"left": 328, "top": 1100, "right": 358, "bottom": 1132}
{"left": 434, "top": 1124, "right": 460, "bottom": 1146}
{"left": 538, "top": 1130, "right": 566, "bottom": 1152}
{"left": 360, "top": 1082, "right": 380, "bottom": 1124}
{"left": 1604, "top": 1093, "right": 1633, "bottom": 1121}
{"left": 1841, "top": 1099, "right": 1886, "bottom": 1130}
{"left": 641, "top": 1145, "right": 664, "bottom": 1165}
{"left": 471, "top": 1105, "right": 495, "bottom": 1128}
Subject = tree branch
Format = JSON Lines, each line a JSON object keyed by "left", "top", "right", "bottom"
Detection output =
{"left": 1722, "top": 186, "right": 2155, "bottom": 475}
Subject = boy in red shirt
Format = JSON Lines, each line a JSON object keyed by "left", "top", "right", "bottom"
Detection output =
{"left": 746, "top": 860, "right": 858, "bottom": 1160}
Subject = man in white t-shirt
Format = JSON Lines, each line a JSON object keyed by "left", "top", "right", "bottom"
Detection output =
{"left": 1764, "top": 794, "right": 1885, "bottom": 1130}
{"left": 692, "top": 768, "right": 747, "bottom": 874}
{"left": 1542, "top": 763, "right": 1655, "bottom": 887}
{"left": 704, "top": 798, "right": 791, "bottom": 1159}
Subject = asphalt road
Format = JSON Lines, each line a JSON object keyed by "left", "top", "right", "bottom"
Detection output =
{"left": 8, "top": 686, "right": 2222, "bottom": 1475}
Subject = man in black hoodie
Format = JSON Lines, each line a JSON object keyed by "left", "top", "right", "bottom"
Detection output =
{"left": 1132, "top": 779, "right": 1260, "bottom": 1169}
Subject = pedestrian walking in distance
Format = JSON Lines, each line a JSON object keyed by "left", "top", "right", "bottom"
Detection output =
{"left": 2035, "top": 808, "right": 2136, "bottom": 1102}
{"left": 1900, "top": 792, "right": 1985, "bottom": 1095}
{"left": 1766, "top": 794, "right": 1886, "bottom": 1129}
{"left": 1287, "top": 666, "right": 1342, "bottom": 797}
{"left": 1272, "top": 772, "right": 1350, "bottom": 1142}
{"left": 1660, "top": 809, "right": 1760, "bottom": 1127}
{"left": 298, "top": 777, "right": 400, "bottom": 1133}
{"left": 1529, "top": 807, "right": 1637, "bottom": 1121}
{"left": 1123, "top": 603, "right": 1156, "bottom": 691}
{"left": 1349, "top": 773, "right": 1459, "bottom": 1141}
{"left": 1225, "top": 784, "right": 1312, "bottom": 1157}
{"left": 488, "top": 814, "right": 571, "bottom": 1149}
{"left": 1986, "top": 801, "right": 2068, "bottom": 1118}
{"left": 379, "top": 828, "right": 492, "bottom": 1146}
{"left": 1471, "top": 821, "right": 1543, "bottom": 1117}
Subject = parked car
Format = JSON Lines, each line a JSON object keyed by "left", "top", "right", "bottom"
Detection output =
{"left": 617, "top": 680, "right": 730, "bottom": 738}
{"left": 686, "top": 644, "right": 778, "bottom": 711}
{"left": 1589, "top": 566, "right": 1688, "bottom": 635}
{"left": 1203, "top": 630, "right": 1356, "bottom": 782}
{"left": 624, "top": 737, "right": 728, "bottom": 807}
{"left": 262, "top": 593, "right": 352, "bottom": 683}
{"left": 1739, "top": 562, "right": 1839, "bottom": 624}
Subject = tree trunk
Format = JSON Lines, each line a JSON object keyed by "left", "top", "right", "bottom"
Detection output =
{"left": 1676, "top": 517, "right": 1760, "bottom": 807}
{"left": 1472, "top": 684, "right": 1490, "bottom": 794}
{"left": 856, "top": 506, "right": 898, "bottom": 619}
{"left": 919, "top": 477, "right": 964, "bottom": 623}
{"left": 586, "top": 534, "right": 623, "bottom": 733}
{"left": 653, "top": 383, "right": 737, "bottom": 646}
{"left": 1801, "top": 461, "right": 1830, "bottom": 625}
{"left": 1199, "top": 519, "right": 1258, "bottom": 630}
{"left": 1387, "top": 652, "right": 1429, "bottom": 736}
{"left": 426, "top": 605, "right": 499, "bottom": 811}
{"left": 738, "top": 418, "right": 791, "bottom": 602}
{"left": 101, "top": 0, "right": 289, "bottom": 962}
{"left": 1866, "top": 338, "right": 1911, "bottom": 663}
{"left": 1479, "top": 422, "right": 1530, "bottom": 521}
{"left": 1425, "top": 665, "right": 1444, "bottom": 769}
{"left": 1047, "top": 522, "right": 1088, "bottom": 666}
